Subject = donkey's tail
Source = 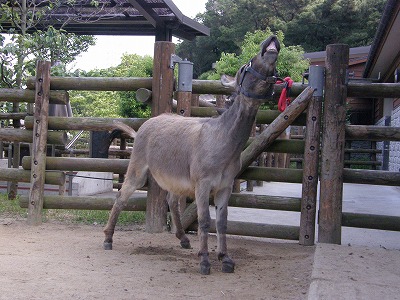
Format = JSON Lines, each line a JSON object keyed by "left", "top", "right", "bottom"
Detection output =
{"left": 112, "top": 120, "right": 137, "bottom": 139}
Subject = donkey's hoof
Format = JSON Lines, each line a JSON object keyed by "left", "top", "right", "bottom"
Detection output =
{"left": 103, "top": 242, "right": 113, "bottom": 250}
{"left": 180, "top": 240, "right": 192, "bottom": 249}
{"left": 221, "top": 257, "right": 235, "bottom": 273}
{"left": 200, "top": 261, "right": 211, "bottom": 275}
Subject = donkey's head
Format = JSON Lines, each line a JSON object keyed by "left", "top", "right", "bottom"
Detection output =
{"left": 221, "top": 35, "right": 280, "bottom": 102}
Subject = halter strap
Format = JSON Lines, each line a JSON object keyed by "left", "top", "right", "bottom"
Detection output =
{"left": 237, "top": 59, "right": 279, "bottom": 100}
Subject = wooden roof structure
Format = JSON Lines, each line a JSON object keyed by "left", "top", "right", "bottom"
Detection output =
{"left": 0, "top": 0, "right": 210, "bottom": 41}
{"left": 363, "top": 0, "right": 400, "bottom": 83}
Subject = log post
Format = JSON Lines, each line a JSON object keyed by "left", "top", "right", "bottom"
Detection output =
{"left": 176, "top": 92, "right": 192, "bottom": 117}
{"left": 299, "top": 65, "right": 324, "bottom": 246}
{"left": 318, "top": 44, "right": 349, "bottom": 244}
{"left": 146, "top": 41, "right": 175, "bottom": 233}
{"left": 27, "top": 61, "right": 51, "bottom": 225}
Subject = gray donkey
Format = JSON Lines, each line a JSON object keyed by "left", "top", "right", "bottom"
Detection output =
{"left": 103, "top": 36, "right": 280, "bottom": 275}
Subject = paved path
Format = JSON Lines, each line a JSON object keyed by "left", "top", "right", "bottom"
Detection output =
{"left": 229, "top": 182, "right": 400, "bottom": 299}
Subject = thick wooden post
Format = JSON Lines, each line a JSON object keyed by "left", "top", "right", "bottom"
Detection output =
{"left": 27, "top": 61, "right": 51, "bottom": 225}
{"left": 299, "top": 66, "right": 324, "bottom": 246}
{"left": 146, "top": 41, "right": 175, "bottom": 233}
{"left": 318, "top": 44, "right": 349, "bottom": 244}
{"left": 176, "top": 92, "right": 191, "bottom": 117}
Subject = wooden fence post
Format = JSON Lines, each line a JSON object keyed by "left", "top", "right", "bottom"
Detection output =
{"left": 27, "top": 61, "right": 51, "bottom": 225}
{"left": 146, "top": 41, "right": 175, "bottom": 233}
{"left": 299, "top": 65, "right": 324, "bottom": 246}
{"left": 318, "top": 44, "right": 349, "bottom": 244}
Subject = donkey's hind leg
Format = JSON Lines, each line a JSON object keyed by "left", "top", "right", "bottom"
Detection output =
{"left": 167, "top": 193, "right": 191, "bottom": 249}
{"left": 103, "top": 165, "right": 147, "bottom": 250}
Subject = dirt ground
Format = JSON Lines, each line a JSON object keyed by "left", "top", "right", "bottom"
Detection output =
{"left": 0, "top": 217, "right": 315, "bottom": 300}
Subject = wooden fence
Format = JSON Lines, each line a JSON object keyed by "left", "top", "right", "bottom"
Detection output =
{"left": 1, "top": 42, "right": 400, "bottom": 244}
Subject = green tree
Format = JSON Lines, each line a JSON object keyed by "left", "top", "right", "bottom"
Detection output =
{"left": 69, "top": 53, "right": 153, "bottom": 118}
{"left": 114, "top": 53, "right": 153, "bottom": 118}
{"left": 280, "top": 0, "right": 386, "bottom": 52}
{"left": 176, "top": 0, "right": 311, "bottom": 77}
{"left": 0, "top": 1, "right": 96, "bottom": 88}
{"left": 203, "top": 29, "right": 309, "bottom": 82}
{"left": 177, "top": 0, "right": 385, "bottom": 76}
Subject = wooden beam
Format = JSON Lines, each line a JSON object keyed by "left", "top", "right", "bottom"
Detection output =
{"left": 0, "top": 128, "right": 67, "bottom": 145}
{"left": 22, "top": 156, "right": 129, "bottom": 174}
{"left": 188, "top": 220, "right": 300, "bottom": 240}
{"left": 346, "top": 125, "right": 400, "bottom": 141}
{"left": 24, "top": 116, "right": 147, "bottom": 131}
{"left": 318, "top": 44, "right": 349, "bottom": 244}
{"left": 0, "top": 168, "right": 65, "bottom": 185}
{"left": 0, "top": 88, "right": 68, "bottom": 104}
{"left": 27, "top": 61, "right": 51, "bottom": 226}
{"left": 20, "top": 194, "right": 147, "bottom": 211}
{"left": 146, "top": 41, "right": 175, "bottom": 233}
{"left": 300, "top": 65, "right": 324, "bottom": 246}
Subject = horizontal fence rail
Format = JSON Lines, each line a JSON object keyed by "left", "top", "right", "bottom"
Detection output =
{"left": 25, "top": 76, "right": 400, "bottom": 98}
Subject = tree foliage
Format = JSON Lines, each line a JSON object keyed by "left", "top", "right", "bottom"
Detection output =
{"left": 202, "top": 29, "right": 309, "bottom": 82}
{"left": 177, "top": 0, "right": 386, "bottom": 77}
{"left": 284, "top": 0, "right": 387, "bottom": 52}
{"left": 0, "top": 1, "right": 97, "bottom": 88}
{"left": 69, "top": 54, "right": 153, "bottom": 118}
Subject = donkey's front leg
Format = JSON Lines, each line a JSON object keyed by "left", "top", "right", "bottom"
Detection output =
{"left": 215, "top": 187, "right": 235, "bottom": 273}
{"left": 195, "top": 185, "right": 212, "bottom": 275}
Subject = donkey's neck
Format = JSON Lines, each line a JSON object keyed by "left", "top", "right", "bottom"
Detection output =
{"left": 215, "top": 95, "right": 260, "bottom": 152}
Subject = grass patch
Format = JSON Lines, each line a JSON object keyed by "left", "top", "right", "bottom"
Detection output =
{"left": 0, "top": 193, "right": 145, "bottom": 225}
{"left": 0, "top": 193, "right": 27, "bottom": 219}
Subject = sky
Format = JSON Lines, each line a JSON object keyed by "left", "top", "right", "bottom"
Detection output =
{"left": 71, "top": 0, "right": 208, "bottom": 71}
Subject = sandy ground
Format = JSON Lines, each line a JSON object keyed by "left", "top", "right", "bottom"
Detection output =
{"left": 0, "top": 218, "right": 314, "bottom": 300}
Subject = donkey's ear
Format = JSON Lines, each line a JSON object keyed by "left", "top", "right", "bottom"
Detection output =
{"left": 221, "top": 74, "right": 236, "bottom": 88}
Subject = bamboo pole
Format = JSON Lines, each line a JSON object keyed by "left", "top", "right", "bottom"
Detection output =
{"left": 0, "top": 168, "right": 65, "bottom": 185}
{"left": 17, "top": 191, "right": 300, "bottom": 212}
{"left": 27, "top": 61, "right": 51, "bottom": 226}
{"left": 342, "top": 212, "right": 400, "bottom": 231}
{"left": 188, "top": 220, "right": 300, "bottom": 240}
{"left": 24, "top": 76, "right": 400, "bottom": 98}
{"left": 24, "top": 116, "right": 147, "bottom": 131}
{"left": 346, "top": 125, "right": 400, "bottom": 141}
{"left": 343, "top": 168, "right": 400, "bottom": 186}
{"left": 0, "top": 128, "right": 67, "bottom": 145}
{"left": 136, "top": 88, "right": 215, "bottom": 108}
{"left": 0, "top": 113, "right": 28, "bottom": 120}
{"left": 0, "top": 88, "right": 68, "bottom": 104}
{"left": 318, "top": 44, "right": 349, "bottom": 244}
{"left": 239, "top": 167, "right": 303, "bottom": 183}
{"left": 346, "top": 82, "right": 400, "bottom": 98}
{"left": 26, "top": 76, "right": 153, "bottom": 91}
{"left": 22, "top": 156, "right": 129, "bottom": 173}
{"left": 19, "top": 194, "right": 147, "bottom": 211}
{"left": 191, "top": 107, "right": 308, "bottom": 126}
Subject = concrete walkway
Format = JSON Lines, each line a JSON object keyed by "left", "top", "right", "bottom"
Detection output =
{"left": 230, "top": 182, "right": 400, "bottom": 300}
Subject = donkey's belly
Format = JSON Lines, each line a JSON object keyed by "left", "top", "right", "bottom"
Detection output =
{"left": 152, "top": 171, "right": 195, "bottom": 197}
